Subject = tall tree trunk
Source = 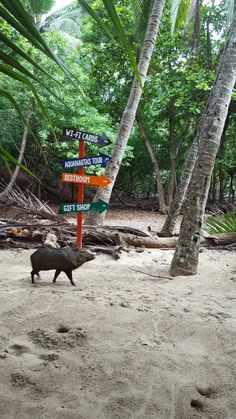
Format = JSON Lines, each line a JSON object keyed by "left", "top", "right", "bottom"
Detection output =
{"left": 85, "top": 0, "right": 165, "bottom": 226}
{"left": 192, "top": 0, "right": 200, "bottom": 51}
{"left": 0, "top": 97, "right": 34, "bottom": 200}
{"left": 218, "top": 119, "right": 229, "bottom": 202}
{"left": 160, "top": 117, "right": 199, "bottom": 236}
{"left": 136, "top": 112, "right": 168, "bottom": 214}
{"left": 229, "top": 170, "right": 235, "bottom": 202}
{"left": 170, "top": 14, "right": 236, "bottom": 276}
{"left": 167, "top": 98, "right": 177, "bottom": 207}
{"left": 160, "top": 133, "right": 199, "bottom": 235}
{"left": 210, "top": 165, "right": 217, "bottom": 202}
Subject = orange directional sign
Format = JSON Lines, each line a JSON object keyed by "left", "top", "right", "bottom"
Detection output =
{"left": 61, "top": 172, "right": 112, "bottom": 189}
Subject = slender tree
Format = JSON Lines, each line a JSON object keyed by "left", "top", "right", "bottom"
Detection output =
{"left": 136, "top": 111, "right": 168, "bottom": 214}
{"left": 160, "top": 132, "right": 199, "bottom": 235}
{"left": 170, "top": 13, "right": 236, "bottom": 275}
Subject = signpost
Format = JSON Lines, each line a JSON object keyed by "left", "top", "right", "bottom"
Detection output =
{"left": 61, "top": 172, "right": 112, "bottom": 188}
{"left": 59, "top": 127, "right": 112, "bottom": 248}
{"left": 62, "top": 127, "right": 112, "bottom": 147}
{"left": 60, "top": 153, "right": 111, "bottom": 169}
{"left": 59, "top": 200, "right": 110, "bottom": 214}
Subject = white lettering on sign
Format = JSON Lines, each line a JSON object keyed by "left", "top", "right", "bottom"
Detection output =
{"left": 64, "top": 204, "right": 76, "bottom": 212}
{"left": 73, "top": 131, "right": 82, "bottom": 139}
{"left": 64, "top": 174, "right": 90, "bottom": 183}
{"left": 82, "top": 133, "right": 98, "bottom": 143}
{"left": 91, "top": 157, "right": 102, "bottom": 164}
{"left": 76, "top": 203, "right": 90, "bottom": 211}
{"left": 65, "top": 129, "right": 73, "bottom": 137}
{"left": 65, "top": 160, "right": 78, "bottom": 169}
{"left": 64, "top": 158, "right": 92, "bottom": 168}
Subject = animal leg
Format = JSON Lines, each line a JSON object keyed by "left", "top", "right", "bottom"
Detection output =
{"left": 64, "top": 270, "right": 75, "bottom": 286}
{"left": 53, "top": 270, "right": 61, "bottom": 283}
{"left": 31, "top": 270, "right": 39, "bottom": 284}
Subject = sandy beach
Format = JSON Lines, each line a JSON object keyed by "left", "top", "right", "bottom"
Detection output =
{"left": 0, "top": 236, "right": 236, "bottom": 418}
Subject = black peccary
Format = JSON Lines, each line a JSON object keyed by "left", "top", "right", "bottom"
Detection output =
{"left": 30, "top": 247, "right": 95, "bottom": 286}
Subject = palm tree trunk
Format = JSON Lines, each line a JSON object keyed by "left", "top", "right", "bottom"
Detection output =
{"left": 85, "top": 0, "right": 166, "bottom": 225}
{"left": 167, "top": 98, "right": 176, "bottom": 206}
{"left": 170, "top": 14, "right": 236, "bottom": 276}
{"left": 0, "top": 97, "right": 34, "bottom": 200}
{"left": 136, "top": 112, "right": 168, "bottom": 214}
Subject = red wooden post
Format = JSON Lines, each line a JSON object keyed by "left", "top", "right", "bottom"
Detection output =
{"left": 76, "top": 140, "right": 84, "bottom": 248}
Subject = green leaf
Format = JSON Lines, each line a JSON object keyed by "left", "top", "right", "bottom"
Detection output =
{"left": 0, "top": 65, "right": 56, "bottom": 138}
{"left": 0, "top": 32, "right": 61, "bottom": 85}
{"left": 77, "top": 0, "right": 142, "bottom": 88}
{"left": 0, "top": 146, "right": 38, "bottom": 181}
{"left": 0, "top": 50, "right": 42, "bottom": 83}
{"left": 171, "top": 0, "right": 191, "bottom": 36}
{"left": 0, "top": 5, "right": 46, "bottom": 54}
{"left": 204, "top": 211, "right": 236, "bottom": 234}
{"left": 0, "top": 89, "right": 31, "bottom": 128}
{"left": 0, "top": 2, "right": 74, "bottom": 81}
{"left": 0, "top": 50, "right": 66, "bottom": 108}
{"left": 77, "top": 0, "right": 116, "bottom": 43}
{"left": 101, "top": 0, "right": 142, "bottom": 88}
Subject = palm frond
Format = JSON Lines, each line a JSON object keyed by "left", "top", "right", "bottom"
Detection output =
{"left": 129, "top": 0, "right": 153, "bottom": 41}
{"left": 0, "top": 146, "right": 37, "bottom": 180}
{"left": 0, "top": 65, "right": 56, "bottom": 138}
{"left": 0, "top": 89, "right": 31, "bottom": 129}
{"left": 77, "top": 0, "right": 115, "bottom": 42}
{"left": 0, "top": 32, "right": 61, "bottom": 85}
{"left": 185, "top": 0, "right": 197, "bottom": 26}
{"left": 77, "top": 0, "right": 142, "bottom": 88}
{"left": 204, "top": 211, "right": 236, "bottom": 234}
{"left": 0, "top": 1, "right": 73, "bottom": 80}
{"left": 171, "top": 0, "right": 191, "bottom": 36}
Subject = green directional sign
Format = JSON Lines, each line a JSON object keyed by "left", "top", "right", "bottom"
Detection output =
{"left": 59, "top": 199, "right": 110, "bottom": 214}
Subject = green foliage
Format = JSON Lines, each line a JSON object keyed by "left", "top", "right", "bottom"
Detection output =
{"left": 28, "top": 0, "right": 55, "bottom": 16}
{"left": 204, "top": 211, "right": 236, "bottom": 234}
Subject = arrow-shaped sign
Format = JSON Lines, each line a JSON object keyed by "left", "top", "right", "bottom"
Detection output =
{"left": 59, "top": 200, "right": 110, "bottom": 214}
{"left": 61, "top": 152, "right": 111, "bottom": 169}
{"left": 61, "top": 172, "right": 112, "bottom": 188}
{"left": 62, "top": 127, "right": 112, "bottom": 147}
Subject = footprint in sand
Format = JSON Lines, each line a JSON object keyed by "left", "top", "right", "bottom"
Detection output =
{"left": 27, "top": 326, "right": 87, "bottom": 350}
{"left": 200, "top": 311, "right": 232, "bottom": 322}
{"left": 8, "top": 343, "right": 59, "bottom": 364}
{"left": 196, "top": 386, "right": 217, "bottom": 399}
{"left": 10, "top": 372, "right": 34, "bottom": 387}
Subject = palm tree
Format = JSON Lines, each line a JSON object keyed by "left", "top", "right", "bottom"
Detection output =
{"left": 170, "top": 12, "right": 236, "bottom": 275}
{"left": 85, "top": 0, "right": 166, "bottom": 225}
{"left": 0, "top": 0, "right": 69, "bottom": 165}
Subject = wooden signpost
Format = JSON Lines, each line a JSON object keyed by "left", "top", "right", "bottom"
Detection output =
{"left": 60, "top": 127, "right": 112, "bottom": 248}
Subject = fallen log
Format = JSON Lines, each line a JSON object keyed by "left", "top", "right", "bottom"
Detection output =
{"left": 203, "top": 232, "right": 236, "bottom": 246}
{"left": 83, "top": 229, "right": 178, "bottom": 248}
{"left": 84, "top": 245, "right": 123, "bottom": 260}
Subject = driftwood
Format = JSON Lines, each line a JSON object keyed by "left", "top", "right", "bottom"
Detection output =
{"left": 129, "top": 268, "right": 171, "bottom": 280}
{"left": 83, "top": 228, "right": 177, "bottom": 248}
{"left": 84, "top": 245, "right": 123, "bottom": 260}
{"left": 0, "top": 219, "right": 178, "bottom": 251}
{"left": 202, "top": 232, "right": 236, "bottom": 246}
{"left": 0, "top": 185, "right": 235, "bottom": 253}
